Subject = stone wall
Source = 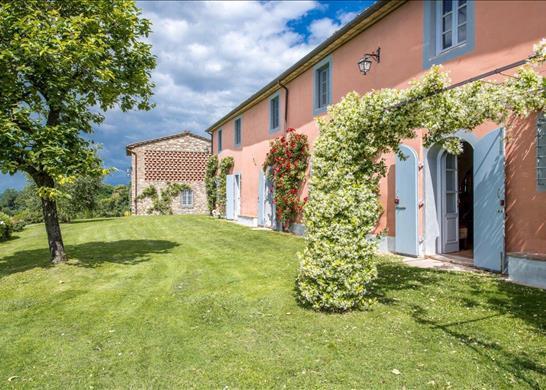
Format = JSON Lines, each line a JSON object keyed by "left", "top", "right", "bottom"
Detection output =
{"left": 128, "top": 133, "right": 211, "bottom": 215}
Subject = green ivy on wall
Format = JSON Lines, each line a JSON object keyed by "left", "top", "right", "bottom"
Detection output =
{"left": 205, "top": 155, "right": 219, "bottom": 215}
{"left": 297, "top": 40, "right": 546, "bottom": 312}
{"left": 137, "top": 183, "right": 190, "bottom": 215}
{"left": 215, "top": 156, "right": 234, "bottom": 217}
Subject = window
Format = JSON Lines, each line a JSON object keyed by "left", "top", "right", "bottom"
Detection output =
{"left": 437, "top": 0, "right": 467, "bottom": 52}
{"left": 218, "top": 129, "right": 223, "bottom": 152}
{"left": 423, "top": 0, "right": 475, "bottom": 68}
{"left": 234, "top": 117, "right": 242, "bottom": 147}
{"left": 538, "top": 113, "right": 546, "bottom": 191}
{"left": 181, "top": 189, "right": 193, "bottom": 208}
{"left": 270, "top": 94, "right": 280, "bottom": 132}
{"left": 313, "top": 55, "right": 332, "bottom": 115}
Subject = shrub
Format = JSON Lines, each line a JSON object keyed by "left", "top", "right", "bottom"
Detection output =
{"left": 205, "top": 155, "right": 219, "bottom": 215}
{"left": 0, "top": 212, "right": 13, "bottom": 241}
{"left": 263, "top": 128, "right": 309, "bottom": 231}
{"left": 216, "top": 157, "right": 234, "bottom": 217}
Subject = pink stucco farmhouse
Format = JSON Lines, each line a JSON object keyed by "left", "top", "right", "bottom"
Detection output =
{"left": 205, "top": 0, "right": 546, "bottom": 288}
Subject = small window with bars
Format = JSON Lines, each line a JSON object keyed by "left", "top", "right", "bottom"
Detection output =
{"left": 234, "top": 118, "right": 242, "bottom": 147}
{"left": 538, "top": 112, "right": 546, "bottom": 191}
{"left": 181, "top": 189, "right": 193, "bottom": 208}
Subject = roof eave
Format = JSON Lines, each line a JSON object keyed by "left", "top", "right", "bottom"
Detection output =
{"left": 205, "top": 0, "right": 406, "bottom": 134}
{"left": 126, "top": 131, "right": 211, "bottom": 155}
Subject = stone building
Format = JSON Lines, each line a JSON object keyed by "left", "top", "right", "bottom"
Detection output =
{"left": 126, "top": 131, "right": 211, "bottom": 215}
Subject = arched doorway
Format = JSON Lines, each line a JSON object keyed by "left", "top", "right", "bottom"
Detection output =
{"left": 424, "top": 128, "right": 505, "bottom": 272}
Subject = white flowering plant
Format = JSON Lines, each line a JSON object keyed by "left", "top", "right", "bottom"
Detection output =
{"left": 297, "top": 42, "right": 546, "bottom": 312}
{"left": 0, "top": 212, "right": 13, "bottom": 241}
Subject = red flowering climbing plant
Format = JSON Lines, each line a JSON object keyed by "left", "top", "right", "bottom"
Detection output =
{"left": 263, "top": 128, "right": 310, "bottom": 231}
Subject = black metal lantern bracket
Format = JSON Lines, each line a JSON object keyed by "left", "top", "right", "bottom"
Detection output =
{"left": 358, "top": 47, "right": 381, "bottom": 75}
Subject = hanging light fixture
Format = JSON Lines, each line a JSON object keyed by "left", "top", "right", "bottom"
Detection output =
{"left": 358, "top": 47, "right": 381, "bottom": 75}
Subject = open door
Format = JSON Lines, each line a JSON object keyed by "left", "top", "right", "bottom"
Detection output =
{"left": 473, "top": 128, "right": 505, "bottom": 271}
{"left": 441, "top": 152, "right": 459, "bottom": 253}
{"left": 226, "top": 174, "right": 235, "bottom": 220}
{"left": 395, "top": 145, "right": 419, "bottom": 256}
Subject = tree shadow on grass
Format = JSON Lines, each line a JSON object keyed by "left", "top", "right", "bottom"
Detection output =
{"left": 0, "top": 239, "right": 179, "bottom": 278}
{"left": 409, "top": 302, "right": 546, "bottom": 388}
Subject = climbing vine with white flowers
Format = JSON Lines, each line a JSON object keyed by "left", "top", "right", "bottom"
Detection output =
{"left": 296, "top": 40, "right": 546, "bottom": 312}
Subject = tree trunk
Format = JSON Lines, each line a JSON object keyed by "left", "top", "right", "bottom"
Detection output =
{"left": 41, "top": 195, "right": 67, "bottom": 263}
{"left": 32, "top": 172, "right": 67, "bottom": 263}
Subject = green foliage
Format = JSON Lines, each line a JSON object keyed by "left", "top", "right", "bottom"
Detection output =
{"left": 0, "top": 0, "right": 155, "bottom": 259}
{"left": 0, "top": 178, "right": 131, "bottom": 229}
{"left": 216, "top": 157, "right": 234, "bottom": 217}
{"left": 97, "top": 185, "right": 130, "bottom": 217}
{"left": 137, "top": 183, "right": 190, "bottom": 215}
{"left": 0, "top": 212, "right": 13, "bottom": 241}
{"left": 0, "top": 188, "right": 19, "bottom": 216}
{"left": 205, "top": 155, "right": 219, "bottom": 215}
{"left": 0, "top": 0, "right": 155, "bottom": 190}
{"left": 57, "top": 176, "right": 103, "bottom": 222}
{"left": 297, "top": 44, "right": 546, "bottom": 312}
{"left": 263, "top": 128, "right": 309, "bottom": 231}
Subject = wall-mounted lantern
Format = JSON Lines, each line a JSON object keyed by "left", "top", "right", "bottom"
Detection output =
{"left": 358, "top": 47, "right": 381, "bottom": 75}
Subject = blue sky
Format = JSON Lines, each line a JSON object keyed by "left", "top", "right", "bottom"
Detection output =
{"left": 1, "top": 0, "right": 375, "bottom": 192}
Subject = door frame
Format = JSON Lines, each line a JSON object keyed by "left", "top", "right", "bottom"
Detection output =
{"left": 424, "top": 131, "right": 479, "bottom": 257}
{"left": 439, "top": 150, "right": 460, "bottom": 253}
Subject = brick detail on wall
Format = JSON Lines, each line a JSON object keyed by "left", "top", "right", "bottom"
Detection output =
{"left": 144, "top": 150, "right": 208, "bottom": 182}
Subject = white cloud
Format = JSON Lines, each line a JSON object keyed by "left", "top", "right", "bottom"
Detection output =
{"left": 92, "top": 1, "right": 362, "bottom": 182}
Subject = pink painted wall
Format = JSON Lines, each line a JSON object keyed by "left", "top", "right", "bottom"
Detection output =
{"left": 214, "top": 1, "right": 546, "bottom": 254}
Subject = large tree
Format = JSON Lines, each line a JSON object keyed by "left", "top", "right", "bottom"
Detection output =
{"left": 0, "top": 0, "right": 155, "bottom": 262}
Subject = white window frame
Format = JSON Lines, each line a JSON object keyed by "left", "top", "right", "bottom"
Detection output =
{"left": 181, "top": 189, "right": 193, "bottom": 208}
{"left": 435, "top": 0, "right": 468, "bottom": 54}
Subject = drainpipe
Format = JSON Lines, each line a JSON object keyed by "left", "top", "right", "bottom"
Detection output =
{"left": 129, "top": 150, "right": 138, "bottom": 215}
{"left": 278, "top": 80, "right": 289, "bottom": 131}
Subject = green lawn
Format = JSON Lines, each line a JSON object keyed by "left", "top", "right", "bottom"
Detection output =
{"left": 0, "top": 216, "right": 544, "bottom": 388}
